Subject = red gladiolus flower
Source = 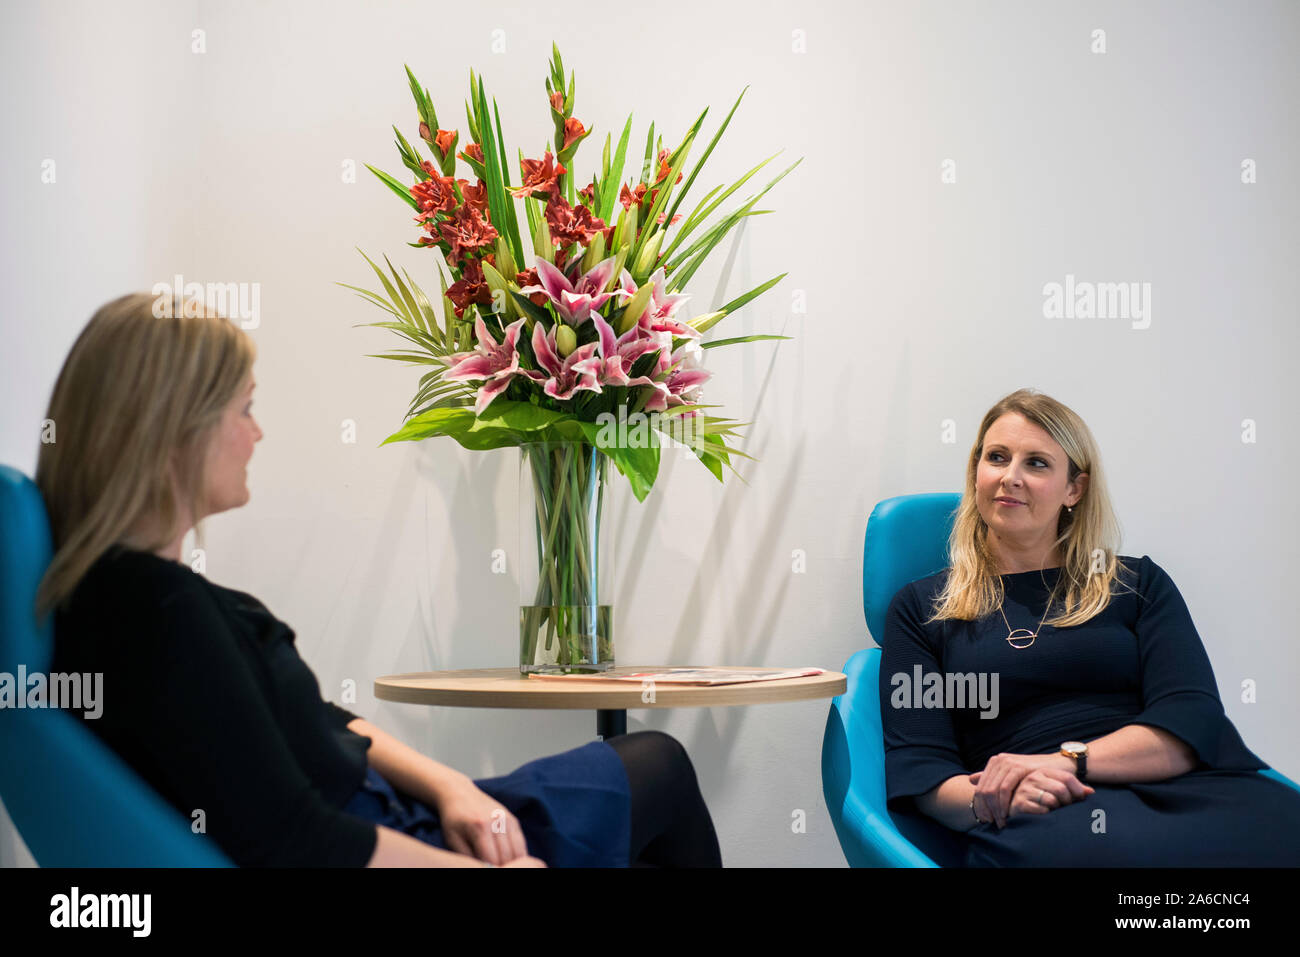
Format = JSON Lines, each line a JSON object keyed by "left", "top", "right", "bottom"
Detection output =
{"left": 655, "top": 148, "right": 683, "bottom": 185}
{"left": 446, "top": 258, "right": 494, "bottom": 318}
{"left": 459, "top": 178, "right": 489, "bottom": 217}
{"left": 578, "top": 181, "right": 596, "bottom": 204}
{"left": 412, "top": 166, "right": 459, "bottom": 229}
{"left": 512, "top": 151, "right": 566, "bottom": 200}
{"left": 435, "top": 129, "right": 457, "bottom": 154}
{"left": 619, "top": 182, "right": 647, "bottom": 211}
{"left": 545, "top": 193, "right": 606, "bottom": 248}
{"left": 512, "top": 267, "right": 550, "bottom": 307}
{"left": 438, "top": 205, "right": 499, "bottom": 265}
{"left": 561, "top": 117, "right": 586, "bottom": 153}
{"left": 460, "top": 143, "right": 484, "bottom": 165}
{"left": 549, "top": 90, "right": 565, "bottom": 112}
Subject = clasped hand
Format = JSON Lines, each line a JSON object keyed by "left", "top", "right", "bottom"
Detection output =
{"left": 434, "top": 777, "right": 545, "bottom": 866}
{"left": 969, "top": 752, "right": 1095, "bottom": 829}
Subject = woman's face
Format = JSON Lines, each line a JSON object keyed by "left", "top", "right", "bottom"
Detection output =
{"left": 975, "top": 412, "right": 1086, "bottom": 556}
{"left": 202, "top": 372, "right": 262, "bottom": 518}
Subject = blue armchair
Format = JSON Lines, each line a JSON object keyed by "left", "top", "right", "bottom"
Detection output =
{"left": 821, "top": 492, "right": 1300, "bottom": 867}
{"left": 0, "top": 464, "right": 232, "bottom": 866}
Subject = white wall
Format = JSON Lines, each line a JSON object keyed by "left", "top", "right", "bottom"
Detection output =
{"left": 2, "top": 0, "right": 1297, "bottom": 867}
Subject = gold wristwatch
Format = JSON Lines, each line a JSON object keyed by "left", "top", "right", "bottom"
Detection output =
{"left": 1060, "top": 741, "right": 1088, "bottom": 781}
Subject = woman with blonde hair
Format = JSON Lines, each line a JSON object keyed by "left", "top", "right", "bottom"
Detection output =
{"left": 880, "top": 388, "right": 1300, "bottom": 866}
{"left": 40, "top": 291, "right": 721, "bottom": 868}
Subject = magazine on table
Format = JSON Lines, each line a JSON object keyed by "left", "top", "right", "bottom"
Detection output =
{"left": 526, "top": 667, "right": 827, "bottom": 686}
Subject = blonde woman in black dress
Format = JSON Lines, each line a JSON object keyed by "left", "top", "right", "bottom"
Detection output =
{"left": 881, "top": 388, "right": 1300, "bottom": 866}
{"left": 40, "top": 292, "right": 721, "bottom": 868}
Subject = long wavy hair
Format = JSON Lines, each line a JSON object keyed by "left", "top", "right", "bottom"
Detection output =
{"left": 925, "top": 388, "right": 1135, "bottom": 628}
{"left": 34, "top": 290, "right": 255, "bottom": 618}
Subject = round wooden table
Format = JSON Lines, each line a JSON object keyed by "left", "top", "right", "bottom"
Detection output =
{"left": 374, "top": 665, "right": 848, "bottom": 738}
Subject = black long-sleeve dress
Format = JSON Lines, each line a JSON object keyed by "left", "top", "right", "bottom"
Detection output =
{"left": 880, "top": 554, "right": 1300, "bottom": 866}
{"left": 50, "top": 544, "right": 630, "bottom": 867}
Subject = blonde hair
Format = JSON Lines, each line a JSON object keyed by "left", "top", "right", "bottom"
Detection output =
{"left": 926, "top": 388, "right": 1135, "bottom": 628}
{"left": 34, "top": 291, "right": 255, "bottom": 618}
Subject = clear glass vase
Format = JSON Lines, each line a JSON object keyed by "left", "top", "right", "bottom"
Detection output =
{"left": 518, "top": 440, "right": 614, "bottom": 673}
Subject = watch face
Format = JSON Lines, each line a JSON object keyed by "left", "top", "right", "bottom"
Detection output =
{"left": 1062, "top": 741, "right": 1086, "bottom": 753}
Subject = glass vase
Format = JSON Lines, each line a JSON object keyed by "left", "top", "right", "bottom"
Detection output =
{"left": 518, "top": 440, "right": 614, "bottom": 673}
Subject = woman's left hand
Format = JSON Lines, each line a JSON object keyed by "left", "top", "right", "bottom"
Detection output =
{"left": 970, "top": 751, "right": 1074, "bottom": 828}
{"left": 432, "top": 777, "right": 530, "bottom": 865}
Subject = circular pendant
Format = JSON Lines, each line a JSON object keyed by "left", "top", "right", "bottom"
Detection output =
{"left": 1006, "top": 629, "right": 1037, "bottom": 649}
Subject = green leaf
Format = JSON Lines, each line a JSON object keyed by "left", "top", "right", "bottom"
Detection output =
{"left": 384, "top": 254, "right": 424, "bottom": 326}
{"left": 365, "top": 351, "right": 446, "bottom": 365}
{"left": 699, "top": 334, "right": 790, "bottom": 350}
{"left": 641, "top": 121, "right": 655, "bottom": 184}
{"left": 662, "top": 87, "right": 748, "bottom": 229}
{"left": 598, "top": 113, "right": 634, "bottom": 222}
{"left": 579, "top": 420, "right": 660, "bottom": 503}
{"left": 366, "top": 164, "right": 420, "bottom": 212}
{"left": 392, "top": 125, "right": 428, "bottom": 181}
{"left": 337, "top": 281, "right": 404, "bottom": 321}
{"left": 471, "top": 400, "right": 572, "bottom": 434}
{"left": 661, "top": 152, "right": 781, "bottom": 261}
{"left": 635, "top": 109, "right": 705, "bottom": 256}
{"left": 405, "top": 65, "right": 437, "bottom": 131}
{"left": 474, "top": 83, "right": 525, "bottom": 267}
{"left": 356, "top": 248, "right": 414, "bottom": 323}
{"left": 401, "top": 266, "right": 445, "bottom": 347}
{"left": 507, "top": 288, "right": 553, "bottom": 327}
{"left": 711, "top": 273, "right": 788, "bottom": 325}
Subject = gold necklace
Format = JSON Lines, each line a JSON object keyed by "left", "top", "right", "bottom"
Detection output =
{"left": 998, "top": 579, "right": 1054, "bottom": 649}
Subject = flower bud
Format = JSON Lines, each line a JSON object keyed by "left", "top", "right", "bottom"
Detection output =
{"left": 615, "top": 283, "right": 653, "bottom": 335}
{"left": 555, "top": 324, "right": 577, "bottom": 357}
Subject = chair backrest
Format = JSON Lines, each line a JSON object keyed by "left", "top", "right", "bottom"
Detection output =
{"left": 862, "top": 492, "right": 962, "bottom": 643}
{"left": 0, "top": 464, "right": 232, "bottom": 866}
{"left": 860, "top": 492, "right": 967, "bottom": 865}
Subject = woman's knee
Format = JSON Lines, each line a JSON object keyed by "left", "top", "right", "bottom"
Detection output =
{"left": 609, "top": 730, "right": 693, "bottom": 777}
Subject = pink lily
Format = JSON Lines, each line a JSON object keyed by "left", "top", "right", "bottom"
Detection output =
{"left": 661, "top": 339, "right": 711, "bottom": 412}
{"left": 441, "top": 315, "right": 532, "bottom": 415}
{"left": 584, "top": 313, "right": 680, "bottom": 411}
{"left": 618, "top": 266, "right": 699, "bottom": 339}
{"left": 518, "top": 255, "right": 630, "bottom": 327}
{"left": 589, "top": 313, "right": 670, "bottom": 384}
{"left": 523, "top": 322, "right": 605, "bottom": 401}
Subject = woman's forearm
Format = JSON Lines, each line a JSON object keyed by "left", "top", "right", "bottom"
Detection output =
{"left": 346, "top": 717, "right": 471, "bottom": 809}
{"left": 1079, "top": 723, "right": 1198, "bottom": 783}
{"left": 915, "top": 774, "right": 982, "bottom": 832}
{"left": 366, "top": 825, "right": 487, "bottom": 867}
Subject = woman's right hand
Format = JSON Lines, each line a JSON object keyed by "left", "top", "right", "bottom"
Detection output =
{"left": 1005, "top": 768, "right": 1094, "bottom": 824}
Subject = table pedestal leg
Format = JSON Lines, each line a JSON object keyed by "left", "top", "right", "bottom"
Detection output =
{"left": 596, "top": 709, "right": 626, "bottom": 740}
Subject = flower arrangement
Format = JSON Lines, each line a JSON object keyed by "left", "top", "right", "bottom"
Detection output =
{"left": 343, "top": 44, "right": 799, "bottom": 503}
{"left": 343, "top": 45, "right": 799, "bottom": 671}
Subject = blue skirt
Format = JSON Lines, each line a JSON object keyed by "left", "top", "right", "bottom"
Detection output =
{"left": 962, "top": 768, "right": 1300, "bottom": 866}
{"left": 342, "top": 739, "right": 631, "bottom": 867}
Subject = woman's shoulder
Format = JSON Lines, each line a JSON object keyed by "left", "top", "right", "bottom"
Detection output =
{"left": 885, "top": 567, "right": 952, "bottom": 624}
{"left": 1112, "top": 553, "right": 1173, "bottom": 593}
{"left": 65, "top": 544, "right": 207, "bottom": 614}
{"left": 897, "top": 566, "right": 952, "bottom": 602}
{"left": 57, "top": 544, "right": 250, "bottom": 652}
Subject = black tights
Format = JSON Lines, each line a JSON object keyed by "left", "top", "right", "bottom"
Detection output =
{"left": 604, "top": 730, "right": 722, "bottom": 867}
